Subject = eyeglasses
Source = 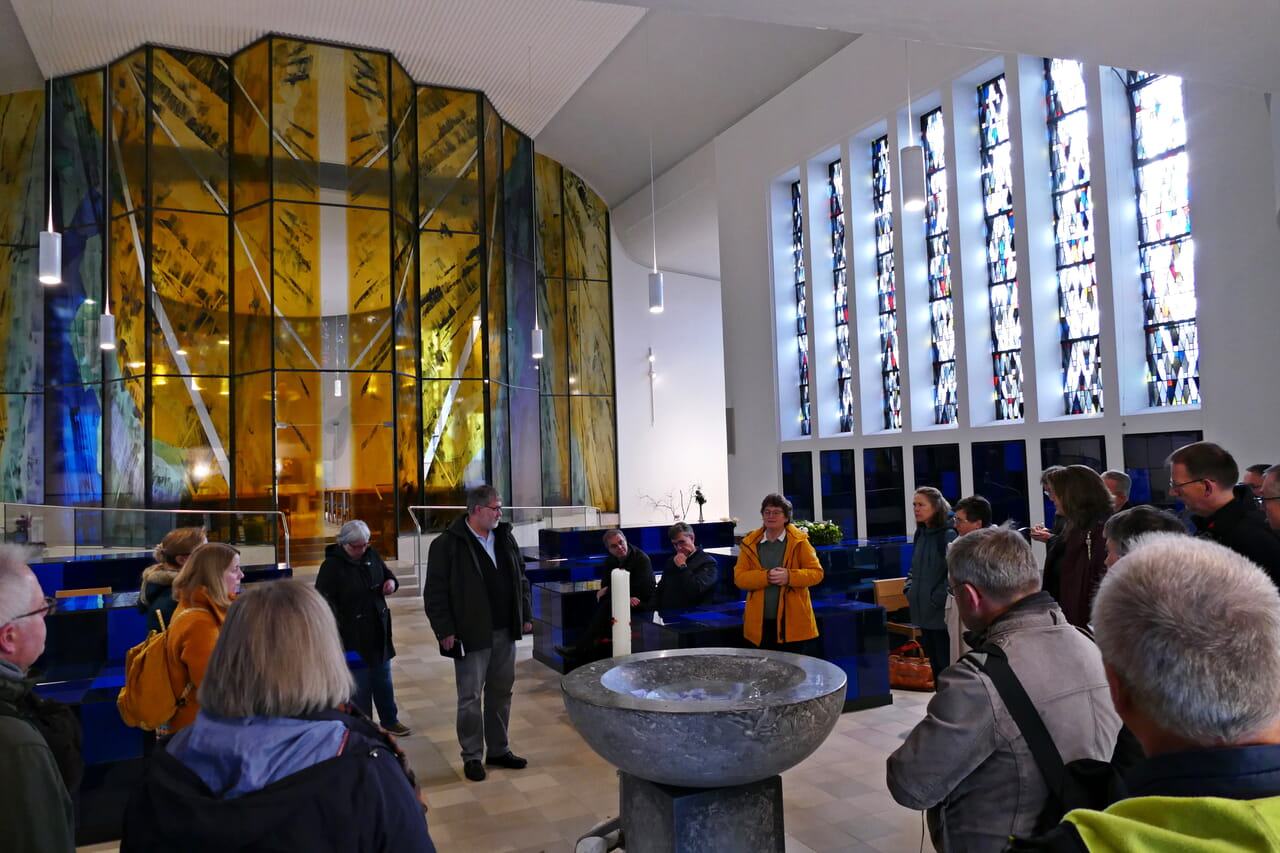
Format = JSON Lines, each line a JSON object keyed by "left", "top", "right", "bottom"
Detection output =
{"left": 483, "top": 504, "right": 503, "bottom": 514}
{"left": 947, "top": 581, "right": 968, "bottom": 597}
{"left": 346, "top": 540, "right": 369, "bottom": 550}
{"left": 1261, "top": 496, "right": 1280, "bottom": 504}
{"left": 5, "top": 596, "right": 57, "bottom": 625}
{"left": 761, "top": 509, "right": 787, "bottom": 517}
{"left": 1169, "top": 477, "right": 1207, "bottom": 492}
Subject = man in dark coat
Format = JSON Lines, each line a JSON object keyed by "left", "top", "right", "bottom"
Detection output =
{"left": 652, "top": 522, "right": 719, "bottom": 611}
{"left": 555, "top": 529, "right": 655, "bottom": 663}
{"left": 315, "top": 519, "right": 409, "bottom": 736}
{"left": 424, "top": 485, "right": 532, "bottom": 783}
{"left": 1168, "top": 441, "right": 1280, "bottom": 586}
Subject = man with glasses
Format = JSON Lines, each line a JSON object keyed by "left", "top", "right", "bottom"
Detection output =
{"left": 653, "top": 522, "right": 720, "bottom": 612}
{"left": 554, "top": 529, "right": 655, "bottom": 666}
{"left": 424, "top": 484, "right": 532, "bottom": 783}
{"left": 1258, "top": 464, "right": 1280, "bottom": 534}
{"left": 0, "top": 545, "right": 76, "bottom": 852}
{"left": 1167, "top": 441, "right": 1280, "bottom": 585}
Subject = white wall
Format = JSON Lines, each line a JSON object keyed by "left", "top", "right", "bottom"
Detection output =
{"left": 710, "top": 34, "right": 1280, "bottom": 530}
{"left": 610, "top": 228, "right": 730, "bottom": 526}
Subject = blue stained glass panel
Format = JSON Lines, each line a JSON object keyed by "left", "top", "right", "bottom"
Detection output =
{"left": 922, "top": 108, "right": 956, "bottom": 425}
{"left": 829, "top": 159, "right": 853, "bottom": 433}
{"left": 790, "top": 180, "right": 811, "bottom": 434}
{"left": 979, "top": 75, "right": 1022, "bottom": 420}
{"left": 871, "top": 136, "right": 900, "bottom": 430}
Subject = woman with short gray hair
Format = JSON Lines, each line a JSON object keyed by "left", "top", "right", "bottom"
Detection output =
{"left": 315, "top": 520, "right": 410, "bottom": 736}
{"left": 121, "top": 581, "right": 436, "bottom": 851}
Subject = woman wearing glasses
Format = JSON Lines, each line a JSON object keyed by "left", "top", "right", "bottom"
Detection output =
{"left": 734, "top": 493, "right": 824, "bottom": 652}
{"left": 164, "top": 543, "right": 242, "bottom": 734}
{"left": 315, "top": 520, "right": 409, "bottom": 737}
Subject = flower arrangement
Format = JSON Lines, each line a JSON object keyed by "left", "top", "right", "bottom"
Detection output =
{"left": 792, "top": 518, "right": 843, "bottom": 546}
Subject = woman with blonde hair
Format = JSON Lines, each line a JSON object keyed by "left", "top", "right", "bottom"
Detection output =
{"left": 1043, "top": 465, "right": 1113, "bottom": 628}
{"left": 905, "top": 486, "right": 957, "bottom": 678}
{"left": 121, "top": 581, "right": 436, "bottom": 852}
{"left": 137, "top": 527, "right": 206, "bottom": 632}
{"left": 164, "top": 542, "right": 242, "bottom": 734}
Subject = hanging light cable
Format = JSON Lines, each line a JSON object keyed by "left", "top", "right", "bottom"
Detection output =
{"left": 38, "top": 75, "right": 61, "bottom": 285}
{"left": 527, "top": 45, "right": 543, "bottom": 360}
{"left": 900, "top": 40, "right": 927, "bottom": 213}
{"left": 646, "top": 28, "right": 663, "bottom": 314}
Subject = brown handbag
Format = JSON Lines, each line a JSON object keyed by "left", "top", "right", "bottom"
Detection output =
{"left": 888, "top": 641, "right": 936, "bottom": 691}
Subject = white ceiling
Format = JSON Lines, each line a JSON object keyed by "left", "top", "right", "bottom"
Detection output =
{"left": 2, "top": 0, "right": 1276, "bottom": 209}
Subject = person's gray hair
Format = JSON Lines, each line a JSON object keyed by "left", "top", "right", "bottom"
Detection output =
{"left": 466, "top": 484, "right": 499, "bottom": 514}
{"left": 337, "top": 519, "right": 371, "bottom": 546}
{"left": 946, "top": 523, "right": 1039, "bottom": 602}
{"left": 668, "top": 521, "right": 694, "bottom": 542}
{"left": 1101, "top": 470, "right": 1132, "bottom": 498}
{"left": 602, "top": 528, "right": 625, "bottom": 546}
{"left": 1094, "top": 534, "right": 1280, "bottom": 746}
{"left": 198, "top": 580, "right": 354, "bottom": 718}
{"left": 0, "top": 545, "right": 36, "bottom": 626}
{"left": 1102, "top": 505, "right": 1186, "bottom": 557}
{"left": 1263, "top": 464, "right": 1280, "bottom": 495}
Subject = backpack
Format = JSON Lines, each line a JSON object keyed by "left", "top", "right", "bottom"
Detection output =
{"left": 117, "top": 607, "right": 207, "bottom": 730}
{"left": 0, "top": 687, "right": 84, "bottom": 795}
{"left": 972, "top": 643, "right": 1135, "bottom": 835}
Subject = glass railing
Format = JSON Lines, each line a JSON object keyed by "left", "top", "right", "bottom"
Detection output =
{"left": 0, "top": 503, "right": 291, "bottom": 568}
{"left": 407, "top": 504, "right": 604, "bottom": 574}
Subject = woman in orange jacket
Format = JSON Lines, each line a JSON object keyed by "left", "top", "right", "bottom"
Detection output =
{"left": 734, "top": 493, "right": 824, "bottom": 651}
{"left": 164, "top": 542, "right": 242, "bottom": 733}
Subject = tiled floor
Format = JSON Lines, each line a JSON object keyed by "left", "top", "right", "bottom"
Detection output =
{"left": 80, "top": 566, "right": 938, "bottom": 853}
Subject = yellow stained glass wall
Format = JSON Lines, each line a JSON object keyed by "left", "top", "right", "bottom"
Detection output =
{"left": 0, "top": 33, "right": 618, "bottom": 552}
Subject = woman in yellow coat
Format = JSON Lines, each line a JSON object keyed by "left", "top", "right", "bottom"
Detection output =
{"left": 734, "top": 493, "right": 824, "bottom": 652}
{"left": 164, "top": 542, "right": 243, "bottom": 733}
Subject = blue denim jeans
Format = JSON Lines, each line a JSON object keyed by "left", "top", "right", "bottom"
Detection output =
{"left": 352, "top": 658, "right": 400, "bottom": 726}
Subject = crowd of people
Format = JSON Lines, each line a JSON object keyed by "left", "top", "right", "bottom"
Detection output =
{"left": 7, "top": 439, "right": 1280, "bottom": 851}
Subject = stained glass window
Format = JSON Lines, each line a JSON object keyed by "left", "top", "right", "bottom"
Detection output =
{"left": 1045, "top": 58, "right": 1102, "bottom": 416}
{"left": 978, "top": 75, "right": 1023, "bottom": 421}
{"left": 1126, "top": 72, "right": 1198, "bottom": 407}
{"left": 791, "top": 180, "right": 811, "bottom": 434}
{"left": 872, "top": 136, "right": 901, "bottom": 430}
{"left": 829, "top": 160, "right": 853, "bottom": 432}
{"left": 922, "top": 108, "right": 958, "bottom": 425}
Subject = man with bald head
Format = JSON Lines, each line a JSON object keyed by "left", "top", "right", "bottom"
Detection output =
{"left": 0, "top": 545, "right": 76, "bottom": 852}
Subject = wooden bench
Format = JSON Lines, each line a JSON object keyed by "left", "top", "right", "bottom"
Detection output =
{"left": 871, "top": 577, "right": 921, "bottom": 642}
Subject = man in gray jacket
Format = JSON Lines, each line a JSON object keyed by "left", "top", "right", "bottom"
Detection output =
{"left": 886, "top": 525, "right": 1121, "bottom": 852}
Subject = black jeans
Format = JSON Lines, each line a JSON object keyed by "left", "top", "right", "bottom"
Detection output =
{"left": 919, "top": 627, "right": 950, "bottom": 679}
{"left": 756, "top": 619, "right": 812, "bottom": 655}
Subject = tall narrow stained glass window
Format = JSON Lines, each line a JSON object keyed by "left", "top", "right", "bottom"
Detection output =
{"left": 872, "top": 136, "right": 901, "bottom": 429}
{"left": 1126, "top": 72, "right": 1198, "bottom": 406}
{"left": 829, "top": 160, "right": 854, "bottom": 432}
{"left": 1045, "top": 58, "right": 1102, "bottom": 415}
{"left": 922, "top": 108, "right": 958, "bottom": 424}
{"left": 791, "top": 180, "right": 811, "bottom": 434}
{"left": 978, "top": 75, "right": 1023, "bottom": 420}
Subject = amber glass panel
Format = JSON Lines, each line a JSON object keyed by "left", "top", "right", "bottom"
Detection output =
{"left": 109, "top": 215, "right": 147, "bottom": 377}
{"left": 568, "top": 279, "right": 613, "bottom": 395}
{"left": 150, "top": 48, "right": 229, "bottom": 214}
{"left": 104, "top": 376, "right": 146, "bottom": 506}
{"left": 392, "top": 216, "right": 417, "bottom": 376}
{"left": 540, "top": 394, "right": 569, "bottom": 506}
{"left": 0, "top": 91, "right": 44, "bottom": 245}
{"left": 231, "top": 40, "right": 271, "bottom": 213}
{"left": 539, "top": 277, "right": 568, "bottom": 396}
{"left": 422, "top": 378, "right": 485, "bottom": 497}
{"left": 347, "top": 207, "right": 393, "bottom": 372}
{"left": 417, "top": 87, "right": 481, "bottom": 235}
{"left": 0, "top": 392, "right": 43, "bottom": 502}
{"left": 272, "top": 202, "right": 322, "bottom": 371}
{"left": 347, "top": 369, "right": 395, "bottom": 545}
{"left": 231, "top": 202, "right": 272, "bottom": 374}
{"left": 270, "top": 39, "right": 321, "bottom": 205}
{"left": 109, "top": 50, "right": 148, "bottom": 218}
{"left": 389, "top": 59, "right": 416, "bottom": 228}
{"left": 534, "top": 153, "right": 563, "bottom": 280}
{"left": 274, "top": 371, "right": 323, "bottom": 539}
{"left": 563, "top": 169, "right": 608, "bottom": 282}
{"left": 150, "top": 371, "right": 231, "bottom": 503}
{"left": 419, "top": 229, "right": 482, "bottom": 380}
{"left": 482, "top": 100, "right": 506, "bottom": 387}
{"left": 232, "top": 371, "right": 275, "bottom": 507}
{"left": 345, "top": 51, "right": 391, "bottom": 207}
{"left": 150, "top": 209, "right": 230, "bottom": 376}
{"left": 54, "top": 74, "right": 106, "bottom": 234}
{"left": 395, "top": 372, "right": 420, "bottom": 528}
{"left": 571, "top": 395, "right": 617, "bottom": 511}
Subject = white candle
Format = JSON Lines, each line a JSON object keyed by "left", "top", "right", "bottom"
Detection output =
{"left": 610, "top": 568, "right": 631, "bottom": 656}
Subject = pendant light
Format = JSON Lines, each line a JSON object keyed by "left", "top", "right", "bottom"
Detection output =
{"left": 38, "top": 76, "right": 61, "bottom": 285}
{"left": 900, "top": 40, "right": 927, "bottom": 213}
{"left": 645, "top": 28, "right": 663, "bottom": 314}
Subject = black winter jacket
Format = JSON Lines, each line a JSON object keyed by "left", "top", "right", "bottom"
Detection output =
{"left": 1193, "top": 496, "right": 1280, "bottom": 587}
{"left": 315, "top": 544, "right": 398, "bottom": 665}
{"left": 423, "top": 516, "right": 531, "bottom": 651}
{"left": 652, "top": 549, "right": 719, "bottom": 611}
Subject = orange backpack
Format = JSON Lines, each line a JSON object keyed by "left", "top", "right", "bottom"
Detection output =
{"left": 117, "top": 607, "right": 207, "bottom": 730}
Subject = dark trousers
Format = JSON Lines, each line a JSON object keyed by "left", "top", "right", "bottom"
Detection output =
{"left": 919, "top": 628, "right": 950, "bottom": 679}
{"left": 756, "top": 619, "right": 813, "bottom": 655}
{"left": 352, "top": 658, "right": 400, "bottom": 725}
{"left": 575, "top": 596, "right": 648, "bottom": 652}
